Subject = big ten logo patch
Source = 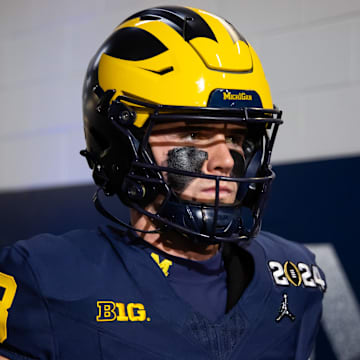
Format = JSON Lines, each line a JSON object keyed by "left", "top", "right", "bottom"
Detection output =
{"left": 96, "top": 301, "right": 151, "bottom": 322}
{"left": 268, "top": 261, "right": 326, "bottom": 292}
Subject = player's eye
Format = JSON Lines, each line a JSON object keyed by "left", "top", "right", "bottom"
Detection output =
{"left": 225, "top": 135, "right": 245, "bottom": 146}
{"left": 181, "top": 131, "right": 205, "bottom": 141}
{"left": 190, "top": 132, "right": 199, "bottom": 139}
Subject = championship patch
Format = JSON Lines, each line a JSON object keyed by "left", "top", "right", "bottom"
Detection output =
{"left": 208, "top": 89, "right": 263, "bottom": 108}
{"left": 268, "top": 260, "right": 326, "bottom": 292}
{"left": 284, "top": 261, "right": 302, "bottom": 287}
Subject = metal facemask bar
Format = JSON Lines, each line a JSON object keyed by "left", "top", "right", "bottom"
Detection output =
{"left": 94, "top": 94, "right": 283, "bottom": 243}
{"left": 125, "top": 164, "right": 276, "bottom": 242}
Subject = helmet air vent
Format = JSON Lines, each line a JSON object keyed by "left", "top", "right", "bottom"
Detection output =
{"left": 105, "top": 27, "right": 168, "bottom": 61}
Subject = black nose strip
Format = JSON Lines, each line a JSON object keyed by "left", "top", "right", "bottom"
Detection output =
{"left": 166, "top": 147, "right": 208, "bottom": 192}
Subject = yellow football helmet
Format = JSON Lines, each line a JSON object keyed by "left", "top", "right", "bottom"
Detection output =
{"left": 82, "top": 6, "right": 283, "bottom": 243}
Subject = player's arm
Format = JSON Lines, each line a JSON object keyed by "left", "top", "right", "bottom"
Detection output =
{"left": 0, "top": 356, "right": 9, "bottom": 360}
{"left": 0, "top": 244, "right": 55, "bottom": 359}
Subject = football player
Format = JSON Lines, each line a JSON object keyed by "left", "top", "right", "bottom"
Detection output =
{"left": 0, "top": 6, "right": 325, "bottom": 359}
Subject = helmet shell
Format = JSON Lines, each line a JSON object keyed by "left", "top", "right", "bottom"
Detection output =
{"left": 82, "top": 6, "right": 281, "bottom": 243}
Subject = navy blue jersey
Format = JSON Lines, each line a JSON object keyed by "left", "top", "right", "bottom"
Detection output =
{"left": 0, "top": 226, "right": 325, "bottom": 359}
{"left": 137, "top": 238, "right": 228, "bottom": 322}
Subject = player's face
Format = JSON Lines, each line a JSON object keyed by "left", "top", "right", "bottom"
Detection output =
{"left": 149, "top": 121, "right": 246, "bottom": 204}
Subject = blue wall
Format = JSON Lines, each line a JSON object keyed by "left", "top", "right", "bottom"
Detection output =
{"left": 263, "top": 156, "right": 360, "bottom": 297}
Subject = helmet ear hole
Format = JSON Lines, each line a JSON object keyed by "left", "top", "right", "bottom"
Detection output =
{"left": 93, "top": 164, "right": 112, "bottom": 194}
{"left": 88, "top": 127, "right": 110, "bottom": 154}
{"left": 80, "top": 149, "right": 113, "bottom": 194}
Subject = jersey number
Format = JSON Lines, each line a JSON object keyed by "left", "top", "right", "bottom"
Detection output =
{"left": 0, "top": 272, "right": 17, "bottom": 343}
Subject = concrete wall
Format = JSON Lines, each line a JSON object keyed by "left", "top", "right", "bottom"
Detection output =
{"left": 1, "top": 0, "right": 359, "bottom": 191}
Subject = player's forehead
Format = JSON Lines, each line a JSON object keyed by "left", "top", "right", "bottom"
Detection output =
{"left": 150, "top": 120, "right": 247, "bottom": 134}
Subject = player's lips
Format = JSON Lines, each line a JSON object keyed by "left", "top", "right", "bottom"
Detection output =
{"left": 201, "top": 186, "right": 233, "bottom": 194}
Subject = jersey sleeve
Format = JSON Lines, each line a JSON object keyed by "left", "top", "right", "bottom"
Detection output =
{"left": 259, "top": 231, "right": 326, "bottom": 359}
{"left": 294, "top": 294, "right": 322, "bottom": 360}
{"left": 295, "top": 250, "right": 325, "bottom": 360}
{"left": 0, "top": 244, "right": 56, "bottom": 359}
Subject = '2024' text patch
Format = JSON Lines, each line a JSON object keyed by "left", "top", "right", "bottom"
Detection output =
{"left": 268, "top": 260, "right": 326, "bottom": 292}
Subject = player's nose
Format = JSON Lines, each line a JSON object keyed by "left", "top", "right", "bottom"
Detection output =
{"left": 206, "top": 136, "right": 234, "bottom": 176}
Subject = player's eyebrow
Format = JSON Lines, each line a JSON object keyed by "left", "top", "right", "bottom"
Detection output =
{"left": 151, "top": 125, "right": 247, "bottom": 135}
